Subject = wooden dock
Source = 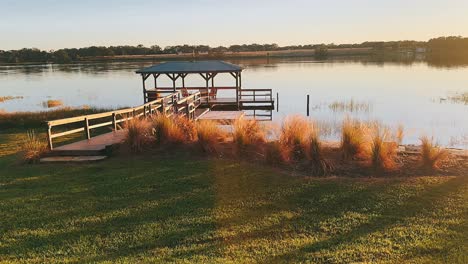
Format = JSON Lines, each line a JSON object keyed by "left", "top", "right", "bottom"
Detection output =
{"left": 196, "top": 111, "right": 244, "bottom": 123}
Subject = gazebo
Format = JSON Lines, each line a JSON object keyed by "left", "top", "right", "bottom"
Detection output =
{"left": 136, "top": 60, "right": 243, "bottom": 106}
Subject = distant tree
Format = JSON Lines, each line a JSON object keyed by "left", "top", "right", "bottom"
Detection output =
{"left": 314, "top": 45, "right": 328, "bottom": 59}
{"left": 53, "top": 50, "right": 72, "bottom": 63}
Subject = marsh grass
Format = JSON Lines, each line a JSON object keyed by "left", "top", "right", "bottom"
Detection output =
{"left": 329, "top": 99, "right": 372, "bottom": 113}
{"left": 124, "top": 118, "right": 154, "bottom": 153}
{"left": 20, "top": 130, "right": 48, "bottom": 163}
{"left": 43, "top": 99, "right": 64, "bottom": 108}
{"left": 341, "top": 118, "right": 368, "bottom": 160}
{"left": 420, "top": 136, "right": 449, "bottom": 170}
{"left": 447, "top": 92, "right": 468, "bottom": 105}
{"left": 0, "top": 96, "right": 23, "bottom": 103}
{"left": 0, "top": 107, "right": 114, "bottom": 129}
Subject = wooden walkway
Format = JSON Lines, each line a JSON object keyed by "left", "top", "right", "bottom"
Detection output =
{"left": 53, "top": 130, "right": 127, "bottom": 152}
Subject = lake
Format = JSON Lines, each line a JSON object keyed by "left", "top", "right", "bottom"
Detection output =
{"left": 1, "top": 57, "right": 467, "bottom": 148}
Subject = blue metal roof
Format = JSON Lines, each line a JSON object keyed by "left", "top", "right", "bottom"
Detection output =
{"left": 136, "top": 60, "right": 242, "bottom": 74}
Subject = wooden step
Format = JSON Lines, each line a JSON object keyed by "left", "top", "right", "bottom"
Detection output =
{"left": 40, "top": 156, "right": 108, "bottom": 163}
{"left": 44, "top": 149, "right": 105, "bottom": 157}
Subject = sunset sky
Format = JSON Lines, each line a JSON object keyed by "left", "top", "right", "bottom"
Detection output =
{"left": 1, "top": 0, "right": 468, "bottom": 50}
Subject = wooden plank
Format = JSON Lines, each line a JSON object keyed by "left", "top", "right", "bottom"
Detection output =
{"left": 51, "top": 127, "right": 85, "bottom": 139}
{"left": 53, "top": 130, "right": 127, "bottom": 152}
{"left": 197, "top": 111, "right": 244, "bottom": 121}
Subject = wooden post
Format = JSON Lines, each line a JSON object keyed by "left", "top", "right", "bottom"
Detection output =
{"left": 142, "top": 74, "right": 147, "bottom": 103}
{"left": 238, "top": 72, "right": 242, "bottom": 109}
{"left": 47, "top": 125, "right": 53, "bottom": 150}
{"left": 307, "top": 95, "right": 310, "bottom": 116}
{"left": 84, "top": 118, "right": 90, "bottom": 140}
{"left": 153, "top": 74, "right": 158, "bottom": 89}
{"left": 112, "top": 113, "right": 117, "bottom": 131}
{"left": 276, "top": 92, "right": 279, "bottom": 112}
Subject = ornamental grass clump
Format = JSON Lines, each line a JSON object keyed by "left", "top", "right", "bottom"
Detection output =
{"left": 279, "top": 115, "right": 311, "bottom": 163}
{"left": 21, "top": 130, "right": 48, "bottom": 163}
{"left": 152, "top": 114, "right": 185, "bottom": 144}
{"left": 420, "top": 136, "right": 448, "bottom": 170}
{"left": 125, "top": 118, "right": 154, "bottom": 153}
{"left": 369, "top": 125, "right": 398, "bottom": 172}
{"left": 196, "top": 120, "right": 226, "bottom": 154}
{"left": 172, "top": 114, "right": 197, "bottom": 142}
{"left": 306, "top": 123, "right": 333, "bottom": 175}
{"left": 341, "top": 118, "right": 367, "bottom": 160}
{"left": 232, "top": 117, "right": 266, "bottom": 155}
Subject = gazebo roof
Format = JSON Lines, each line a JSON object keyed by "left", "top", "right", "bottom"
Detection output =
{"left": 136, "top": 60, "right": 242, "bottom": 74}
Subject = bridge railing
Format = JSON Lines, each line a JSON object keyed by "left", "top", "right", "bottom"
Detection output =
{"left": 46, "top": 92, "right": 179, "bottom": 150}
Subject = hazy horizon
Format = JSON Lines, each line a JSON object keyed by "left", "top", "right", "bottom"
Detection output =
{"left": 1, "top": 0, "right": 468, "bottom": 50}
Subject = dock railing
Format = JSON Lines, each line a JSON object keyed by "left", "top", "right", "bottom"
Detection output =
{"left": 175, "top": 92, "right": 202, "bottom": 120}
{"left": 239, "top": 89, "right": 273, "bottom": 102}
{"left": 46, "top": 92, "right": 179, "bottom": 150}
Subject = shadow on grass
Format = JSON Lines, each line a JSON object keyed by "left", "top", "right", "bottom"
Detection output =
{"left": 0, "top": 151, "right": 466, "bottom": 263}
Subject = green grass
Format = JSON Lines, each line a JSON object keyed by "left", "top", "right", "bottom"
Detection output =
{"left": 0, "top": 131, "right": 467, "bottom": 263}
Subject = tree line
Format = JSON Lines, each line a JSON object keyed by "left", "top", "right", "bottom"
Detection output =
{"left": 0, "top": 36, "right": 466, "bottom": 63}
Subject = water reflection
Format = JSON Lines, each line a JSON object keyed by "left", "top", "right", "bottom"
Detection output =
{"left": 0, "top": 57, "right": 467, "bottom": 148}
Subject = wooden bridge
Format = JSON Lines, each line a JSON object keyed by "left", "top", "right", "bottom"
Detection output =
{"left": 42, "top": 92, "right": 205, "bottom": 162}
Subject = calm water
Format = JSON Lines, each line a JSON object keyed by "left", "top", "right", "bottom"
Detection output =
{"left": 1, "top": 58, "right": 467, "bottom": 148}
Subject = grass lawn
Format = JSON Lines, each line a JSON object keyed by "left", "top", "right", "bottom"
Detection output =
{"left": 0, "top": 130, "right": 467, "bottom": 263}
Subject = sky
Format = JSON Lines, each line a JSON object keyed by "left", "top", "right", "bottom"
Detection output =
{"left": 1, "top": 0, "right": 468, "bottom": 50}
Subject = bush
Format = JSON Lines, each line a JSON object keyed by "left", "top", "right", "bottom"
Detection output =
{"left": 125, "top": 118, "right": 154, "bottom": 153}
{"left": 21, "top": 130, "right": 48, "bottom": 163}
{"left": 420, "top": 136, "right": 448, "bottom": 170}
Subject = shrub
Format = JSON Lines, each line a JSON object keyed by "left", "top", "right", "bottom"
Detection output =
{"left": 196, "top": 121, "right": 225, "bottom": 154}
{"left": 279, "top": 115, "right": 311, "bottom": 162}
{"left": 125, "top": 118, "right": 154, "bottom": 153}
{"left": 21, "top": 130, "right": 48, "bottom": 163}
{"left": 232, "top": 117, "right": 266, "bottom": 153}
{"left": 341, "top": 118, "right": 367, "bottom": 160}
{"left": 369, "top": 125, "right": 398, "bottom": 172}
{"left": 420, "top": 136, "right": 448, "bottom": 170}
